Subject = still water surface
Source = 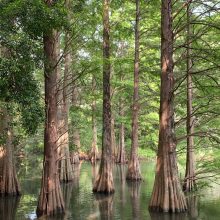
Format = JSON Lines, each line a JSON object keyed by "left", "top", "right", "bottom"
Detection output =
{"left": 1, "top": 161, "right": 220, "bottom": 219}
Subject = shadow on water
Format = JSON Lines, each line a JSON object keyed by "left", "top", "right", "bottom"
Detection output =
{"left": 0, "top": 196, "right": 21, "bottom": 220}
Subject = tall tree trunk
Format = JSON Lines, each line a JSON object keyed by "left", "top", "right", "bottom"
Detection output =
{"left": 36, "top": 24, "right": 64, "bottom": 216}
{"left": 126, "top": 0, "right": 142, "bottom": 181}
{"left": 93, "top": 0, "right": 114, "bottom": 194}
{"left": 111, "top": 116, "right": 117, "bottom": 161}
{"left": 0, "top": 103, "right": 21, "bottom": 196}
{"left": 70, "top": 85, "right": 81, "bottom": 149}
{"left": 58, "top": 9, "right": 74, "bottom": 182}
{"left": 90, "top": 76, "right": 99, "bottom": 164}
{"left": 116, "top": 97, "right": 126, "bottom": 164}
{"left": 149, "top": 0, "right": 187, "bottom": 213}
{"left": 183, "top": 2, "right": 196, "bottom": 192}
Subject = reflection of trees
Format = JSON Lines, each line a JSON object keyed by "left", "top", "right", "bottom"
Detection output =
{"left": 95, "top": 194, "right": 114, "bottom": 220}
{"left": 127, "top": 181, "right": 141, "bottom": 220}
{"left": 61, "top": 183, "right": 74, "bottom": 220}
{"left": 91, "top": 163, "right": 99, "bottom": 185}
{"left": 118, "top": 165, "right": 126, "bottom": 205}
{"left": 0, "top": 196, "right": 20, "bottom": 220}
{"left": 149, "top": 193, "right": 198, "bottom": 220}
{"left": 72, "top": 161, "right": 82, "bottom": 188}
{"left": 186, "top": 194, "right": 198, "bottom": 219}
{"left": 149, "top": 212, "right": 188, "bottom": 220}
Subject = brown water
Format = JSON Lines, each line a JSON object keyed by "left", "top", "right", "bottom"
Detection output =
{"left": 0, "top": 161, "right": 220, "bottom": 219}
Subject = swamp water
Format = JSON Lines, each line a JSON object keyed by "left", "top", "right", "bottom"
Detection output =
{"left": 0, "top": 161, "right": 220, "bottom": 220}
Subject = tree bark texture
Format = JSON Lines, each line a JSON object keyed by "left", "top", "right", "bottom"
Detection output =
{"left": 116, "top": 97, "right": 126, "bottom": 164}
{"left": 36, "top": 26, "right": 64, "bottom": 216}
{"left": 183, "top": 2, "right": 196, "bottom": 192}
{"left": 126, "top": 0, "right": 142, "bottom": 181}
{"left": 57, "top": 27, "right": 74, "bottom": 182}
{"left": 0, "top": 104, "right": 21, "bottom": 196}
{"left": 71, "top": 85, "right": 81, "bottom": 153}
{"left": 93, "top": 0, "right": 114, "bottom": 194}
{"left": 149, "top": 0, "right": 187, "bottom": 213}
{"left": 111, "top": 116, "right": 117, "bottom": 161}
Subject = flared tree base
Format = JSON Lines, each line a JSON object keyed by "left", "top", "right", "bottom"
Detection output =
{"left": 0, "top": 169, "right": 21, "bottom": 196}
{"left": 126, "top": 158, "right": 142, "bottom": 181}
{"left": 93, "top": 163, "right": 114, "bottom": 194}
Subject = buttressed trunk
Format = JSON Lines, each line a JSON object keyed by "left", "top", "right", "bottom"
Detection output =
{"left": 36, "top": 26, "right": 64, "bottom": 216}
{"left": 126, "top": 0, "right": 142, "bottom": 181}
{"left": 0, "top": 103, "right": 21, "bottom": 196}
{"left": 93, "top": 0, "right": 114, "bottom": 194}
{"left": 183, "top": 2, "right": 196, "bottom": 192}
{"left": 149, "top": 0, "right": 187, "bottom": 213}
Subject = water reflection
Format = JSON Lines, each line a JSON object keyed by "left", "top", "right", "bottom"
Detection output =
{"left": 1, "top": 161, "right": 219, "bottom": 220}
{"left": 0, "top": 196, "right": 20, "bottom": 220}
{"left": 127, "top": 181, "right": 141, "bottom": 220}
{"left": 149, "top": 212, "right": 188, "bottom": 220}
{"left": 116, "top": 165, "right": 126, "bottom": 206}
{"left": 72, "top": 162, "right": 82, "bottom": 187}
{"left": 95, "top": 194, "right": 114, "bottom": 220}
{"left": 149, "top": 195, "right": 199, "bottom": 220}
{"left": 91, "top": 162, "right": 99, "bottom": 184}
{"left": 186, "top": 194, "right": 199, "bottom": 219}
{"left": 61, "top": 183, "right": 74, "bottom": 220}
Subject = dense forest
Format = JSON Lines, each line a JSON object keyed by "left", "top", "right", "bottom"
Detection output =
{"left": 0, "top": 0, "right": 220, "bottom": 219}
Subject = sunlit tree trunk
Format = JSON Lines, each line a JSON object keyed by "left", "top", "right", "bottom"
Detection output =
{"left": 90, "top": 75, "right": 99, "bottom": 164}
{"left": 0, "top": 103, "right": 21, "bottom": 196}
{"left": 36, "top": 13, "right": 64, "bottom": 216}
{"left": 149, "top": 0, "right": 187, "bottom": 213}
{"left": 183, "top": 2, "right": 196, "bottom": 192}
{"left": 126, "top": 0, "right": 142, "bottom": 181}
{"left": 93, "top": 0, "right": 114, "bottom": 194}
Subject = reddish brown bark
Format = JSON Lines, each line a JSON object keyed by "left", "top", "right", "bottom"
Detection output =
{"left": 126, "top": 0, "right": 142, "bottom": 181}
{"left": 149, "top": 0, "right": 187, "bottom": 213}
{"left": 183, "top": 2, "right": 196, "bottom": 192}
{"left": 93, "top": 0, "right": 114, "bottom": 194}
{"left": 36, "top": 23, "right": 64, "bottom": 216}
{"left": 0, "top": 104, "right": 21, "bottom": 196}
